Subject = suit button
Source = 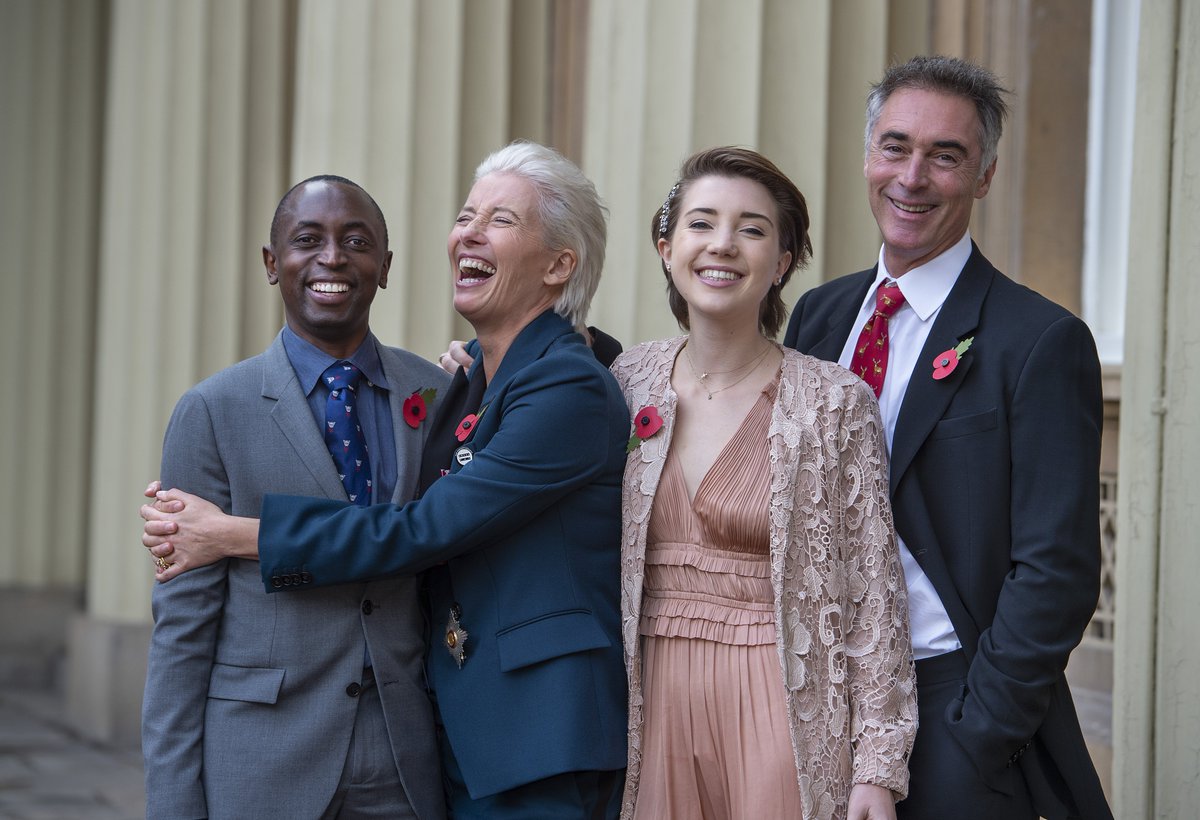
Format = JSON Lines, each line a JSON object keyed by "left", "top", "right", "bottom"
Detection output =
{"left": 361, "top": 600, "right": 374, "bottom": 615}
{"left": 346, "top": 682, "right": 361, "bottom": 697}
{"left": 1007, "top": 741, "right": 1032, "bottom": 766}
{"left": 271, "top": 576, "right": 283, "bottom": 589}
{"left": 290, "top": 573, "right": 302, "bottom": 586}
{"left": 300, "top": 571, "right": 312, "bottom": 584}
{"left": 280, "top": 574, "right": 291, "bottom": 587}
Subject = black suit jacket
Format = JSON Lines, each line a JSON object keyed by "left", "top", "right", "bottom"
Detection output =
{"left": 784, "top": 245, "right": 1111, "bottom": 819}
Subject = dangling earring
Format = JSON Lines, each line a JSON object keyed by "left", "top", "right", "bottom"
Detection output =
{"left": 773, "top": 276, "right": 782, "bottom": 286}
{"left": 666, "top": 262, "right": 672, "bottom": 273}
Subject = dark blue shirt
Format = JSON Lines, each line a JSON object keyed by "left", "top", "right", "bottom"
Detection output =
{"left": 281, "top": 327, "right": 398, "bottom": 506}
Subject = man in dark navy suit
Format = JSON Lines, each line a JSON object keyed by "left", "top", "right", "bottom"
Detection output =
{"left": 784, "top": 56, "right": 1111, "bottom": 820}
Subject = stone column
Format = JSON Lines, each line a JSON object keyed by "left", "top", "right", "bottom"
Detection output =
{"left": 68, "top": 0, "right": 290, "bottom": 745}
{"left": 0, "top": 0, "right": 106, "bottom": 685}
{"left": 1114, "top": 1, "right": 1200, "bottom": 814}
{"left": 582, "top": 0, "right": 887, "bottom": 347}
{"left": 288, "top": 0, "right": 558, "bottom": 360}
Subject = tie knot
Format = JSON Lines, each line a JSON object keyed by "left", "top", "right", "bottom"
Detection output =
{"left": 323, "top": 361, "right": 363, "bottom": 393}
{"left": 874, "top": 280, "right": 906, "bottom": 318}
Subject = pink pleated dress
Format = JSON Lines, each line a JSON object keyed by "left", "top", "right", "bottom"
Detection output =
{"left": 632, "top": 378, "right": 804, "bottom": 819}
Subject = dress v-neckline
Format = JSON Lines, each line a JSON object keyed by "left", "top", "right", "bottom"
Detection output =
{"left": 668, "top": 380, "right": 776, "bottom": 509}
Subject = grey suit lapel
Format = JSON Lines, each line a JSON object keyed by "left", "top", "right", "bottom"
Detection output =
{"left": 378, "top": 344, "right": 427, "bottom": 504}
{"left": 889, "top": 248, "right": 994, "bottom": 488}
{"left": 262, "top": 335, "right": 348, "bottom": 500}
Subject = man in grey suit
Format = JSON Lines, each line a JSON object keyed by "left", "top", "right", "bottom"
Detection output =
{"left": 142, "top": 176, "right": 449, "bottom": 819}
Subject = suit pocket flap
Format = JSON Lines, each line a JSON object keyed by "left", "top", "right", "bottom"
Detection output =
{"left": 496, "top": 610, "right": 611, "bottom": 672}
{"left": 930, "top": 408, "right": 998, "bottom": 440}
{"left": 208, "top": 663, "right": 285, "bottom": 704}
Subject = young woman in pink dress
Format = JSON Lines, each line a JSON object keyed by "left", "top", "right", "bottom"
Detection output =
{"left": 610, "top": 147, "right": 916, "bottom": 820}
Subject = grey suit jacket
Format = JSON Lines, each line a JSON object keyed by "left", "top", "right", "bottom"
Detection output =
{"left": 142, "top": 332, "right": 450, "bottom": 820}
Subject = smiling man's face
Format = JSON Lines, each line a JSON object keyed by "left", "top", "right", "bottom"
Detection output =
{"left": 865, "top": 87, "right": 996, "bottom": 276}
{"left": 264, "top": 180, "right": 390, "bottom": 358}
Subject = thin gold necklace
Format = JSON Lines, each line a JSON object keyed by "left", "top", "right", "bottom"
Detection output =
{"left": 682, "top": 340, "right": 772, "bottom": 400}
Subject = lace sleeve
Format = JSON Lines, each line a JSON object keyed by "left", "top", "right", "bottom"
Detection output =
{"left": 837, "top": 378, "right": 917, "bottom": 796}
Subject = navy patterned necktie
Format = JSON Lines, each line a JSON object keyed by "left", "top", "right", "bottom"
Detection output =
{"left": 322, "top": 361, "right": 372, "bottom": 506}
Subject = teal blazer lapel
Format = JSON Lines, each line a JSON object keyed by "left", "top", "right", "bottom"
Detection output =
{"left": 481, "top": 310, "right": 573, "bottom": 407}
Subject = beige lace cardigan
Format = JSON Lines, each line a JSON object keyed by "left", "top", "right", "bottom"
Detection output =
{"left": 611, "top": 338, "right": 917, "bottom": 820}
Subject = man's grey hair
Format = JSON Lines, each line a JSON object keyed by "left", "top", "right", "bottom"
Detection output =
{"left": 864, "top": 55, "right": 1010, "bottom": 176}
{"left": 474, "top": 141, "right": 608, "bottom": 333}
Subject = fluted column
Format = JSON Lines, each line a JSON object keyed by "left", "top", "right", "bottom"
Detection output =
{"left": 0, "top": 0, "right": 105, "bottom": 588}
{"left": 289, "top": 0, "right": 557, "bottom": 360}
{"left": 821, "top": 0, "right": 889, "bottom": 283}
{"left": 0, "top": 0, "right": 106, "bottom": 695}
{"left": 87, "top": 0, "right": 289, "bottom": 622}
{"left": 582, "top": 0, "right": 894, "bottom": 347}
{"left": 70, "top": 0, "right": 290, "bottom": 744}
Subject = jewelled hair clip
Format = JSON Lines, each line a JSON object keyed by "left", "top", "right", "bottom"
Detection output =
{"left": 659, "top": 182, "right": 680, "bottom": 236}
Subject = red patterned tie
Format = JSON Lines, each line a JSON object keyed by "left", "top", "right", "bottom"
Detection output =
{"left": 849, "top": 280, "right": 906, "bottom": 398}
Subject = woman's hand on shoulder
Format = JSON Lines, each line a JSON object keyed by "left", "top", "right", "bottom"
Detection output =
{"left": 437, "top": 339, "right": 474, "bottom": 374}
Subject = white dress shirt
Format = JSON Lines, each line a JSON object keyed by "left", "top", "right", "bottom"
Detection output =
{"left": 836, "top": 231, "right": 975, "bottom": 659}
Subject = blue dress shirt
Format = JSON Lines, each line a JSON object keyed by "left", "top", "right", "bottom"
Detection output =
{"left": 280, "top": 327, "right": 398, "bottom": 506}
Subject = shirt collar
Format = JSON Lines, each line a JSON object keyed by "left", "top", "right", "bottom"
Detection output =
{"left": 872, "top": 231, "right": 973, "bottom": 322}
{"left": 281, "top": 326, "right": 390, "bottom": 397}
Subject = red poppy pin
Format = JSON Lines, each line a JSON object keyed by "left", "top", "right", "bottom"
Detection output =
{"left": 455, "top": 414, "right": 477, "bottom": 442}
{"left": 454, "top": 404, "right": 488, "bottom": 443}
{"left": 402, "top": 388, "right": 438, "bottom": 429}
{"left": 932, "top": 337, "right": 974, "bottom": 380}
{"left": 627, "top": 406, "right": 664, "bottom": 453}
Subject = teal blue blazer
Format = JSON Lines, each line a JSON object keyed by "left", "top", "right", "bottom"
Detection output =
{"left": 258, "top": 310, "right": 629, "bottom": 799}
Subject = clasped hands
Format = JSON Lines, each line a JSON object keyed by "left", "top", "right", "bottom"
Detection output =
{"left": 141, "top": 482, "right": 228, "bottom": 581}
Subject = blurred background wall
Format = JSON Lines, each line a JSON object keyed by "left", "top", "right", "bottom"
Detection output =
{"left": 1, "top": 1, "right": 1196, "bottom": 815}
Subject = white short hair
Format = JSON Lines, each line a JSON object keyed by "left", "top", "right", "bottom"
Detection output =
{"left": 474, "top": 141, "right": 608, "bottom": 332}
